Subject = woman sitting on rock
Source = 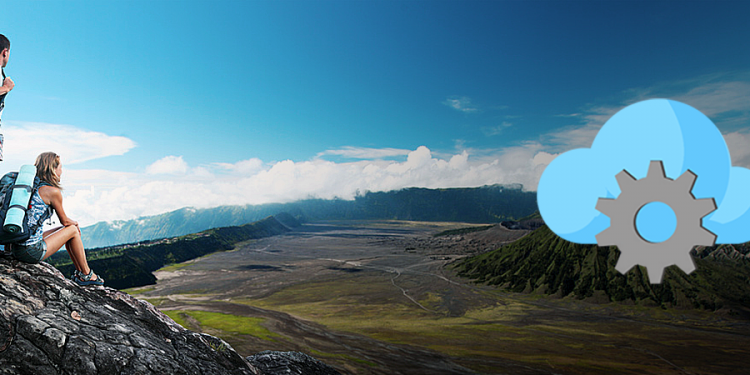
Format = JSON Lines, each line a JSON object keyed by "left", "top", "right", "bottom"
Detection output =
{"left": 10, "top": 152, "right": 103, "bottom": 286}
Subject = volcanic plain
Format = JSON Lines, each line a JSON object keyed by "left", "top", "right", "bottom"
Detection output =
{"left": 129, "top": 221, "right": 750, "bottom": 375}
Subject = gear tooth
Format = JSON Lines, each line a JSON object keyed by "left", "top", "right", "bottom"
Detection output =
{"left": 694, "top": 197, "right": 717, "bottom": 217}
{"left": 696, "top": 227, "right": 717, "bottom": 246}
{"left": 615, "top": 170, "right": 637, "bottom": 190}
{"left": 595, "top": 198, "right": 618, "bottom": 216}
{"left": 675, "top": 255, "right": 696, "bottom": 275}
{"left": 676, "top": 170, "right": 697, "bottom": 192}
{"left": 647, "top": 160, "right": 667, "bottom": 179}
{"left": 646, "top": 265, "right": 665, "bottom": 284}
{"left": 596, "top": 228, "right": 617, "bottom": 246}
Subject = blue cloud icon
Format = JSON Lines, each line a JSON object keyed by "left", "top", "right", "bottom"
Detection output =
{"left": 538, "top": 98, "right": 750, "bottom": 244}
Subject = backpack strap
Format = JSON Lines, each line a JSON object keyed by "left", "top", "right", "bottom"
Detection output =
{"left": 12, "top": 184, "right": 32, "bottom": 191}
{"left": 0, "top": 68, "right": 6, "bottom": 115}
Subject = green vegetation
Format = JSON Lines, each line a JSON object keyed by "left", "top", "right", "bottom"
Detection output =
{"left": 163, "top": 310, "right": 190, "bottom": 328}
{"left": 190, "top": 311, "right": 278, "bottom": 340}
{"left": 455, "top": 225, "right": 750, "bottom": 310}
{"left": 516, "top": 210, "right": 541, "bottom": 221}
{"left": 234, "top": 275, "right": 750, "bottom": 374}
{"left": 433, "top": 225, "right": 494, "bottom": 237}
{"left": 164, "top": 310, "right": 279, "bottom": 341}
{"left": 47, "top": 215, "right": 292, "bottom": 290}
{"left": 208, "top": 340, "right": 227, "bottom": 353}
{"left": 121, "top": 286, "right": 155, "bottom": 295}
{"left": 156, "top": 262, "right": 193, "bottom": 272}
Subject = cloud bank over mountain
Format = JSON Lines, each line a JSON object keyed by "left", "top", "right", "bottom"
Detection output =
{"left": 62, "top": 145, "right": 551, "bottom": 226}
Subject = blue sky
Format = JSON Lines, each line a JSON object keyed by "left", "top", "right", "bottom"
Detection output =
{"left": 2, "top": 1, "right": 750, "bottom": 226}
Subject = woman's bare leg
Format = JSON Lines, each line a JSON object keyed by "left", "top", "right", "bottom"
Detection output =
{"left": 42, "top": 226, "right": 98, "bottom": 281}
{"left": 40, "top": 226, "right": 80, "bottom": 270}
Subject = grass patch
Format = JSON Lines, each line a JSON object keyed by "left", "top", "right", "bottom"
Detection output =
{"left": 163, "top": 310, "right": 190, "bottom": 328}
{"left": 164, "top": 310, "right": 280, "bottom": 341}
{"left": 140, "top": 297, "right": 166, "bottom": 307}
{"left": 177, "top": 289, "right": 211, "bottom": 295}
{"left": 418, "top": 292, "right": 444, "bottom": 311}
{"left": 157, "top": 262, "right": 193, "bottom": 272}
{"left": 121, "top": 286, "right": 156, "bottom": 295}
{"left": 233, "top": 278, "right": 548, "bottom": 356}
{"left": 433, "top": 225, "right": 494, "bottom": 237}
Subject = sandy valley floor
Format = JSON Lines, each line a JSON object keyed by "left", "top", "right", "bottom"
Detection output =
{"left": 131, "top": 221, "right": 750, "bottom": 375}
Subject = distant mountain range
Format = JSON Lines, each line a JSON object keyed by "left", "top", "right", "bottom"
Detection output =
{"left": 82, "top": 184, "right": 537, "bottom": 248}
{"left": 456, "top": 225, "right": 750, "bottom": 312}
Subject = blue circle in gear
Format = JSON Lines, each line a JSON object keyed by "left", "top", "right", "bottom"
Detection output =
{"left": 636, "top": 201, "right": 677, "bottom": 243}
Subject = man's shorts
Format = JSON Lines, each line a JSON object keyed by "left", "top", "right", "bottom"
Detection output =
{"left": 11, "top": 241, "right": 47, "bottom": 263}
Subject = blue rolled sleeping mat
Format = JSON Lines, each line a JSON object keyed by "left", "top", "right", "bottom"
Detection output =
{"left": 3, "top": 164, "right": 37, "bottom": 233}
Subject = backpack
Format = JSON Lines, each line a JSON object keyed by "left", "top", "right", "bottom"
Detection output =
{"left": 0, "top": 166, "right": 54, "bottom": 246}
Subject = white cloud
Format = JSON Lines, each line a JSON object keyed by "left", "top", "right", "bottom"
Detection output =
{"left": 214, "top": 158, "right": 264, "bottom": 174}
{"left": 146, "top": 156, "right": 189, "bottom": 175}
{"left": 443, "top": 96, "right": 478, "bottom": 113}
{"left": 724, "top": 130, "right": 750, "bottom": 169}
{"left": 545, "top": 73, "right": 750, "bottom": 154}
{"left": 0, "top": 121, "right": 136, "bottom": 170}
{"left": 482, "top": 121, "right": 513, "bottom": 136}
{"left": 672, "top": 80, "right": 750, "bottom": 118}
{"left": 541, "top": 123, "right": 602, "bottom": 152}
{"left": 62, "top": 145, "right": 554, "bottom": 227}
{"left": 317, "top": 146, "right": 411, "bottom": 159}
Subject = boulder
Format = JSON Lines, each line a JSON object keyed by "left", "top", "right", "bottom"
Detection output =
{"left": 246, "top": 351, "right": 342, "bottom": 375}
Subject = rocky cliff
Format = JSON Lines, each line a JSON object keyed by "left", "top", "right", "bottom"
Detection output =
{"left": 0, "top": 257, "right": 341, "bottom": 375}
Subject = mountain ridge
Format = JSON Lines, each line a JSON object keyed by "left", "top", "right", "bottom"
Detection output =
{"left": 82, "top": 185, "right": 537, "bottom": 248}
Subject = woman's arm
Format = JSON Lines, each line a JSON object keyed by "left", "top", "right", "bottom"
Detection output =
{"left": 40, "top": 186, "right": 78, "bottom": 228}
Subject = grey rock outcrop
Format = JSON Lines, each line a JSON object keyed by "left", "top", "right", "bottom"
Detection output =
{"left": 246, "top": 351, "right": 342, "bottom": 375}
{"left": 0, "top": 257, "right": 259, "bottom": 374}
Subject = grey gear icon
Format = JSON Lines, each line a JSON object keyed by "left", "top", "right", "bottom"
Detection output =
{"left": 596, "top": 160, "right": 717, "bottom": 283}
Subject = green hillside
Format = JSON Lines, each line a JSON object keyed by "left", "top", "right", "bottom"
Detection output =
{"left": 456, "top": 225, "right": 750, "bottom": 312}
{"left": 49, "top": 214, "right": 296, "bottom": 290}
